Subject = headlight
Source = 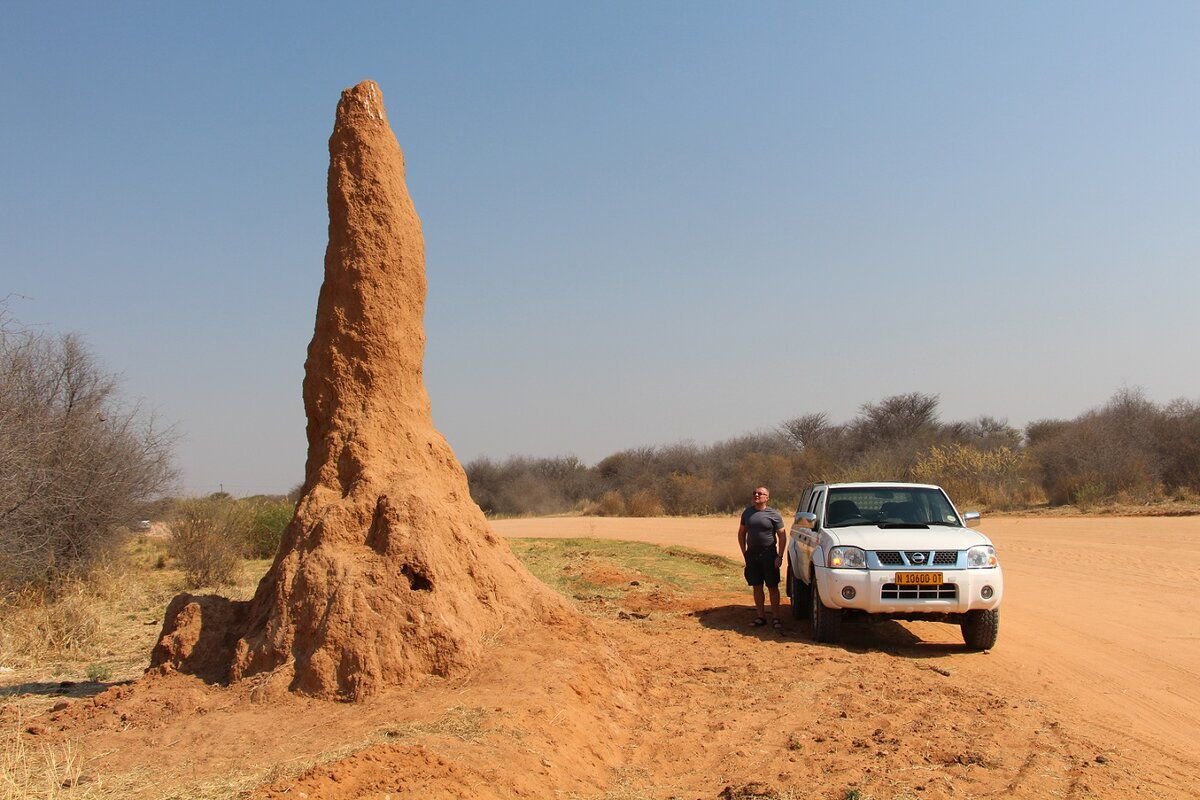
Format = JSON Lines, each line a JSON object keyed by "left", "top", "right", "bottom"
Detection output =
{"left": 967, "top": 545, "right": 998, "bottom": 568}
{"left": 828, "top": 546, "right": 866, "bottom": 569}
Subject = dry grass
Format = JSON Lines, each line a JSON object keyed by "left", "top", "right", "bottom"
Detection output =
{"left": 380, "top": 705, "right": 492, "bottom": 743}
{"left": 0, "top": 713, "right": 92, "bottom": 800}
{"left": 0, "top": 548, "right": 174, "bottom": 681}
{"left": 0, "top": 538, "right": 270, "bottom": 703}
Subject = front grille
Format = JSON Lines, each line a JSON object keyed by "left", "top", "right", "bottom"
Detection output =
{"left": 904, "top": 550, "right": 932, "bottom": 565}
{"left": 875, "top": 550, "right": 959, "bottom": 567}
{"left": 881, "top": 583, "right": 958, "bottom": 600}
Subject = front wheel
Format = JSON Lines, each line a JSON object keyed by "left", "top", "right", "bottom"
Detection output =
{"left": 810, "top": 572, "right": 842, "bottom": 643}
{"left": 961, "top": 608, "right": 1000, "bottom": 650}
{"left": 788, "top": 561, "right": 811, "bottom": 619}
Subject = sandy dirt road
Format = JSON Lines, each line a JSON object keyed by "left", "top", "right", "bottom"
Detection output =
{"left": 493, "top": 515, "right": 1200, "bottom": 767}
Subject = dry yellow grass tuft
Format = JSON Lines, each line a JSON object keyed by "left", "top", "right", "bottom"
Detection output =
{"left": 0, "top": 538, "right": 268, "bottom": 697}
{"left": 0, "top": 713, "right": 91, "bottom": 800}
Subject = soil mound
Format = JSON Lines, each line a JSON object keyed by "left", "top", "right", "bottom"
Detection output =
{"left": 152, "top": 80, "right": 572, "bottom": 700}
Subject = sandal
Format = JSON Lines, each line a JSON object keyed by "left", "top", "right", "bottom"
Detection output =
{"left": 772, "top": 618, "right": 783, "bottom": 632}
{"left": 750, "top": 617, "right": 767, "bottom": 627}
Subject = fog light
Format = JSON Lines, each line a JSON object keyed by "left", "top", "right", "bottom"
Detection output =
{"left": 841, "top": 586, "right": 856, "bottom": 600}
{"left": 981, "top": 585, "right": 994, "bottom": 600}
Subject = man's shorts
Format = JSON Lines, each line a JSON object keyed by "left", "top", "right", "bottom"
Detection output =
{"left": 743, "top": 548, "right": 781, "bottom": 587}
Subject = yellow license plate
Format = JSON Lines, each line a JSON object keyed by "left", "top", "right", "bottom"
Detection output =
{"left": 895, "top": 572, "right": 943, "bottom": 585}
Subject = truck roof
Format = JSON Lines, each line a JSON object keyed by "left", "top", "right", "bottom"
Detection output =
{"left": 811, "top": 481, "right": 944, "bottom": 491}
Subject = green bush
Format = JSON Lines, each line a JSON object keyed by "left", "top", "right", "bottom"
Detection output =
{"left": 245, "top": 498, "right": 293, "bottom": 559}
{"left": 85, "top": 663, "right": 112, "bottom": 682}
{"left": 168, "top": 496, "right": 247, "bottom": 587}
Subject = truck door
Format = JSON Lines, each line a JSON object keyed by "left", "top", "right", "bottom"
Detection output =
{"left": 797, "top": 487, "right": 824, "bottom": 579}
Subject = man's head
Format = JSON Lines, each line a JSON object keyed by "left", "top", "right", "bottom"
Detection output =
{"left": 752, "top": 486, "right": 770, "bottom": 509}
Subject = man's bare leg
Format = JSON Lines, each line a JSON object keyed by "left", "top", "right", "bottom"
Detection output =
{"left": 753, "top": 584, "right": 766, "bottom": 619}
{"left": 768, "top": 585, "right": 782, "bottom": 620}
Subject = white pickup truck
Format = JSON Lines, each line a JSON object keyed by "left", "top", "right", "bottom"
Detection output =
{"left": 785, "top": 481, "right": 1002, "bottom": 649}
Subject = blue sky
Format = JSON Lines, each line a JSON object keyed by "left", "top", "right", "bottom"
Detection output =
{"left": 3, "top": 3, "right": 1198, "bottom": 495}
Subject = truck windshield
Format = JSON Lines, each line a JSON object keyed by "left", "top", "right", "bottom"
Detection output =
{"left": 824, "top": 487, "right": 960, "bottom": 528}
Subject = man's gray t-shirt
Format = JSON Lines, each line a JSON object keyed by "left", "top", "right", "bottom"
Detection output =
{"left": 741, "top": 506, "right": 784, "bottom": 551}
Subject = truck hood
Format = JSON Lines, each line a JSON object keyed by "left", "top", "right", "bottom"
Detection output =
{"left": 824, "top": 525, "right": 992, "bottom": 551}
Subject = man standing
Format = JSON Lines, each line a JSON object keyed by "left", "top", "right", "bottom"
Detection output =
{"left": 738, "top": 486, "right": 787, "bottom": 631}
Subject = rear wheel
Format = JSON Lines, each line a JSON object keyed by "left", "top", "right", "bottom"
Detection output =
{"left": 961, "top": 608, "right": 1000, "bottom": 650}
{"left": 788, "top": 561, "right": 810, "bottom": 619}
{"left": 809, "top": 572, "right": 842, "bottom": 643}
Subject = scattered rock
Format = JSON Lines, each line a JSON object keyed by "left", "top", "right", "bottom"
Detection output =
{"left": 25, "top": 725, "right": 47, "bottom": 735}
{"left": 1095, "top": 754, "right": 1109, "bottom": 764}
{"left": 719, "top": 782, "right": 781, "bottom": 800}
{"left": 51, "top": 700, "right": 71, "bottom": 712}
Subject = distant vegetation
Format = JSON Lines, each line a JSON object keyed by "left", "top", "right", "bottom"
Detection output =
{"left": 466, "top": 389, "right": 1200, "bottom": 516}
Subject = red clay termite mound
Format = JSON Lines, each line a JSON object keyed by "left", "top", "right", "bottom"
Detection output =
{"left": 152, "top": 80, "right": 572, "bottom": 700}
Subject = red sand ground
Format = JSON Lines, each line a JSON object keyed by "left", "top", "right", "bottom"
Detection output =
{"left": 18, "top": 514, "right": 1197, "bottom": 799}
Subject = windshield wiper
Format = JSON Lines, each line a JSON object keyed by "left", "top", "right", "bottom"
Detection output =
{"left": 877, "top": 522, "right": 929, "bottom": 529}
{"left": 924, "top": 520, "right": 958, "bottom": 526}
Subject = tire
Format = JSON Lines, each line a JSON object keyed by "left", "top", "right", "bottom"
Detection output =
{"left": 788, "top": 562, "right": 811, "bottom": 619}
{"left": 809, "top": 571, "right": 842, "bottom": 643}
{"left": 961, "top": 608, "right": 1000, "bottom": 650}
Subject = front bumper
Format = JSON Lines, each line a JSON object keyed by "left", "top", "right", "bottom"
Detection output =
{"left": 815, "top": 565, "right": 1003, "bottom": 614}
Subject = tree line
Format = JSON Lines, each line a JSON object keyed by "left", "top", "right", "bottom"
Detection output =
{"left": 4, "top": 300, "right": 1198, "bottom": 595}
{"left": 466, "top": 389, "right": 1200, "bottom": 517}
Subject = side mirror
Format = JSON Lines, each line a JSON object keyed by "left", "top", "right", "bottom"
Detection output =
{"left": 963, "top": 511, "right": 981, "bottom": 528}
{"left": 794, "top": 511, "right": 817, "bottom": 530}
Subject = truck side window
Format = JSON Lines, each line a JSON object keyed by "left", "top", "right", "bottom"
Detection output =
{"left": 796, "top": 487, "right": 812, "bottom": 516}
{"left": 808, "top": 490, "right": 824, "bottom": 522}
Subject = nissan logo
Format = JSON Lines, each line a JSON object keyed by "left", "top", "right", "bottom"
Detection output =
{"left": 911, "top": 552, "right": 927, "bottom": 564}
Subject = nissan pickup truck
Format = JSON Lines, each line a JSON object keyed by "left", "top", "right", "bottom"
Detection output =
{"left": 785, "top": 481, "right": 1002, "bottom": 649}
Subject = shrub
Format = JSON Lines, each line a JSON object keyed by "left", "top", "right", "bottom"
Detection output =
{"left": 168, "top": 496, "right": 247, "bottom": 587}
{"left": 663, "top": 472, "right": 715, "bottom": 515}
{"left": 596, "top": 490, "right": 627, "bottom": 517}
{"left": 85, "top": 663, "right": 112, "bottom": 682}
{"left": 1028, "top": 389, "right": 1165, "bottom": 505}
{"left": 465, "top": 455, "right": 596, "bottom": 516}
{"left": 245, "top": 497, "right": 294, "bottom": 559}
{"left": 1156, "top": 399, "right": 1200, "bottom": 492}
{"left": 626, "top": 489, "right": 665, "bottom": 517}
{"left": 913, "top": 444, "right": 1040, "bottom": 509}
{"left": 0, "top": 310, "right": 175, "bottom": 591}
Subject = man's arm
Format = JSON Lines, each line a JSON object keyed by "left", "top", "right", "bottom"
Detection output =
{"left": 737, "top": 523, "right": 747, "bottom": 556}
{"left": 774, "top": 525, "right": 786, "bottom": 566}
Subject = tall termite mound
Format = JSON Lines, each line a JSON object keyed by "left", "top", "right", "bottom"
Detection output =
{"left": 152, "top": 80, "right": 572, "bottom": 700}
